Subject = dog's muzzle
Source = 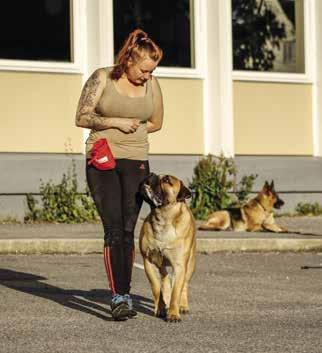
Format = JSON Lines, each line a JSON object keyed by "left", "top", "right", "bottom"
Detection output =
{"left": 142, "top": 184, "right": 163, "bottom": 207}
{"left": 140, "top": 173, "right": 163, "bottom": 207}
{"left": 274, "top": 197, "right": 285, "bottom": 209}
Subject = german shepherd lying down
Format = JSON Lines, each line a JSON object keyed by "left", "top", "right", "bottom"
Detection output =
{"left": 199, "top": 181, "right": 287, "bottom": 233}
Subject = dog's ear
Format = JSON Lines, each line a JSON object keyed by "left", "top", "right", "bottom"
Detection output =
{"left": 270, "top": 180, "right": 275, "bottom": 191}
{"left": 263, "top": 181, "right": 270, "bottom": 194}
{"left": 177, "top": 181, "right": 192, "bottom": 202}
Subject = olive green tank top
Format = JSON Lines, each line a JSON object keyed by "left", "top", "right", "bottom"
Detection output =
{"left": 85, "top": 67, "right": 154, "bottom": 160}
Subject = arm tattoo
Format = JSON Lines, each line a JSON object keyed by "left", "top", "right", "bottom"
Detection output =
{"left": 88, "top": 113, "right": 108, "bottom": 130}
{"left": 76, "top": 70, "right": 106, "bottom": 129}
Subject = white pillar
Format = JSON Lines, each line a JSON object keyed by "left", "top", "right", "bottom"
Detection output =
{"left": 81, "top": 0, "right": 113, "bottom": 147}
{"left": 313, "top": 0, "right": 322, "bottom": 156}
{"left": 203, "top": 0, "right": 234, "bottom": 157}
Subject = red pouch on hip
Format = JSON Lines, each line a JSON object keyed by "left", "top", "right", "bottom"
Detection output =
{"left": 88, "top": 138, "right": 116, "bottom": 170}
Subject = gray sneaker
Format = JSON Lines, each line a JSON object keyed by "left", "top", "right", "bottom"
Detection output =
{"left": 123, "top": 294, "right": 137, "bottom": 317}
{"left": 110, "top": 294, "right": 131, "bottom": 321}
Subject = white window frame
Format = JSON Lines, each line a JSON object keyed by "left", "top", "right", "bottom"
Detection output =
{"left": 0, "top": 0, "right": 85, "bottom": 74}
{"left": 232, "top": 0, "right": 314, "bottom": 84}
{"left": 100, "top": 0, "right": 205, "bottom": 79}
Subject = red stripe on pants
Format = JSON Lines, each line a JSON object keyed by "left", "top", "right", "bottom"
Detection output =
{"left": 103, "top": 246, "right": 116, "bottom": 296}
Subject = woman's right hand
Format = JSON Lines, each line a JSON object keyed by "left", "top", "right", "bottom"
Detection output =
{"left": 114, "top": 118, "right": 141, "bottom": 133}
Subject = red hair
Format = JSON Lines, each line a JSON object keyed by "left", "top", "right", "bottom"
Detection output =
{"left": 110, "top": 29, "right": 163, "bottom": 80}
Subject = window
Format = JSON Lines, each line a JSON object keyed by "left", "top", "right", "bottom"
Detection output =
{"left": 0, "top": 0, "right": 72, "bottom": 62}
{"left": 113, "top": 0, "right": 195, "bottom": 68}
{"left": 232, "top": 0, "right": 305, "bottom": 74}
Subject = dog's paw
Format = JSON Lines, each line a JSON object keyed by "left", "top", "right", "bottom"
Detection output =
{"left": 166, "top": 313, "right": 182, "bottom": 323}
{"left": 179, "top": 307, "right": 190, "bottom": 315}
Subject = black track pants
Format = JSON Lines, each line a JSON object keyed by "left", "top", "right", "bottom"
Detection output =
{"left": 86, "top": 159, "right": 149, "bottom": 295}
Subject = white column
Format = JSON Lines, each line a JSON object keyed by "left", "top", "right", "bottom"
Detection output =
{"left": 313, "top": 0, "right": 322, "bottom": 156}
{"left": 83, "top": 0, "right": 113, "bottom": 81}
{"left": 81, "top": 0, "right": 113, "bottom": 147}
{"left": 98, "top": 0, "right": 114, "bottom": 68}
{"left": 203, "top": 0, "right": 234, "bottom": 157}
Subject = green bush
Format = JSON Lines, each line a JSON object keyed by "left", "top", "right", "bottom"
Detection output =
{"left": 295, "top": 202, "right": 322, "bottom": 216}
{"left": 24, "top": 161, "right": 99, "bottom": 223}
{"left": 189, "top": 154, "right": 257, "bottom": 220}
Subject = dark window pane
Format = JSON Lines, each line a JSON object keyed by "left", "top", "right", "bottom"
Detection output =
{"left": 0, "top": 0, "right": 72, "bottom": 62}
{"left": 232, "top": 0, "right": 305, "bottom": 73}
{"left": 113, "top": 0, "right": 194, "bottom": 68}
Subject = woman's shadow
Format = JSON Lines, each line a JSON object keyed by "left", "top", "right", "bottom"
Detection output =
{"left": 0, "top": 268, "right": 154, "bottom": 321}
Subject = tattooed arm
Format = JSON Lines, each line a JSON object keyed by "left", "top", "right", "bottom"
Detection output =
{"left": 75, "top": 68, "right": 141, "bottom": 133}
{"left": 75, "top": 68, "right": 109, "bottom": 130}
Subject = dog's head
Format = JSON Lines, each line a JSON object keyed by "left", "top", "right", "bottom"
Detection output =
{"left": 139, "top": 173, "right": 192, "bottom": 208}
{"left": 259, "top": 180, "right": 285, "bottom": 210}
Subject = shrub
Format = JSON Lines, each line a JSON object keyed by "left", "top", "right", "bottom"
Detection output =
{"left": 189, "top": 154, "right": 257, "bottom": 220}
{"left": 24, "top": 161, "right": 99, "bottom": 223}
{"left": 295, "top": 202, "right": 322, "bottom": 216}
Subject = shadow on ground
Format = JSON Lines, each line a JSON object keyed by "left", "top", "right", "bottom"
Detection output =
{"left": 0, "top": 269, "right": 154, "bottom": 321}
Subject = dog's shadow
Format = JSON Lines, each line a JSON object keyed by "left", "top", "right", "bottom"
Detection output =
{"left": 0, "top": 269, "right": 154, "bottom": 321}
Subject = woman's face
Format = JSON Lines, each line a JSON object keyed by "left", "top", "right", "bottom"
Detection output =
{"left": 126, "top": 55, "right": 158, "bottom": 86}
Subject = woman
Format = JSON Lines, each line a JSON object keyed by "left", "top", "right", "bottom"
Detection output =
{"left": 75, "top": 29, "right": 163, "bottom": 321}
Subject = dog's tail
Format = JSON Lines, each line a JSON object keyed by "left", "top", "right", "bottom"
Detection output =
{"left": 278, "top": 230, "right": 321, "bottom": 237}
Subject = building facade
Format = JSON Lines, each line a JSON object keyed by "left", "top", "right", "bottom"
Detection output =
{"left": 1, "top": 0, "right": 321, "bottom": 220}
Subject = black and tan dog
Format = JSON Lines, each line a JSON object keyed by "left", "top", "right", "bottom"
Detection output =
{"left": 139, "top": 173, "right": 196, "bottom": 323}
{"left": 199, "top": 181, "right": 287, "bottom": 233}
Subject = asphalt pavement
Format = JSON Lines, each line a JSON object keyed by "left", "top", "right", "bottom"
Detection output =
{"left": 0, "top": 253, "right": 321, "bottom": 353}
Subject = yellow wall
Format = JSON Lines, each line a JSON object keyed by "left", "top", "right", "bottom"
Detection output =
{"left": 0, "top": 73, "right": 204, "bottom": 155}
{"left": 233, "top": 81, "right": 313, "bottom": 155}
{"left": 0, "top": 71, "right": 83, "bottom": 153}
{"left": 2, "top": 72, "right": 312, "bottom": 156}
{"left": 149, "top": 78, "right": 204, "bottom": 154}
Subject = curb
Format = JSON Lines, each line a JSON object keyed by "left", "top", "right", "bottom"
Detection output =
{"left": 197, "top": 238, "right": 322, "bottom": 253}
{"left": 1, "top": 238, "right": 322, "bottom": 255}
